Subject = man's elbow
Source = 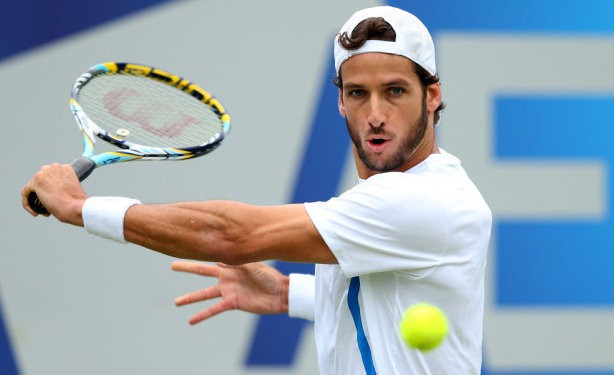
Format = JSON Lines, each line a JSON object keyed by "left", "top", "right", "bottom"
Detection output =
{"left": 212, "top": 237, "right": 260, "bottom": 266}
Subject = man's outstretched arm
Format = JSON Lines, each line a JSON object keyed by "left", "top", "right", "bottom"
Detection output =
{"left": 22, "top": 163, "right": 336, "bottom": 265}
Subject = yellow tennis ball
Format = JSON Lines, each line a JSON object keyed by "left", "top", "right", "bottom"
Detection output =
{"left": 399, "top": 303, "right": 448, "bottom": 351}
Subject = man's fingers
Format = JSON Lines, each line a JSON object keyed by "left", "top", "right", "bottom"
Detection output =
{"left": 21, "top": 191, "right": 37, "bottom": 216}
{"left": 171, "top": 261, "right": 234, "bottom": 325}
{"left": 188, "top": 302, "right": 229, "bottom": 325}
{"left": 171, "top": 261, "right": 221, "bottom": 277}
{"left": 175, "top": 286, "right": 221, "bottom": 306}
{"left": 21, "top": 163, "right": 78, "bottom": 218}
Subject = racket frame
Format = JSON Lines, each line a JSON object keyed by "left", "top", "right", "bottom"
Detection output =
{"left": 28, "top": 62, "right": 231, "bottom": 214}
{"left": 72, "top": 62, "right": 231, "bottom": 168}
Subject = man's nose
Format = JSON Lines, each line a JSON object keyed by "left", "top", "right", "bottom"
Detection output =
{"left": 367, "top": 96, "right": 386, "bottom": 128}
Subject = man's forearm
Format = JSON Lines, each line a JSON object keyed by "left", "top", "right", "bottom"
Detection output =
{"left": 124, "top": 200, "right": 250, "bottom": 262}
{"left": 81, "top": 196, "right": 335, "bottom": 265}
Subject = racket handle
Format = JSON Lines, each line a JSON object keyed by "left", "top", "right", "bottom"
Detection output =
{"left": 27, "top": 157, "right": 96, "bottom": 215}
{"left": 71, "top": 156, "right": 96, "bottom": 181}
{"left": 28, "top": 192, "right": 49, "bottom": 215}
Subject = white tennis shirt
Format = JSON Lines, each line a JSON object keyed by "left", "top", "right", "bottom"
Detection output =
{"left": 291, "top": 150, "right": 492, "bottom": 375}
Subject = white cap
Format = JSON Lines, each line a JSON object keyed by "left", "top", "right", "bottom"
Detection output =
{"left": 334, "top": 6, "right": 436, "bottom": 77}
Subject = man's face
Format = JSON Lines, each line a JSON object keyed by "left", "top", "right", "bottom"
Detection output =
{"left": 338, "top": 53, "right": 437, "bottom": 176}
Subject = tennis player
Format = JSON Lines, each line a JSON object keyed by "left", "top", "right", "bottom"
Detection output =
{"left": 22, "top": 6, "right": 491, "bottom": 374}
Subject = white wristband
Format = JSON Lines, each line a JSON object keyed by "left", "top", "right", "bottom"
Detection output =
{"left": 288, "top": 273, "right": 315, "bottom": 321}
{"left": 82, "top": 196, "right": 142, "bottom": 243}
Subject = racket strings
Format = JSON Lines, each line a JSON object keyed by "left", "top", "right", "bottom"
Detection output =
{"left": 78, "top": 73, "right": 223, "bottom": 149}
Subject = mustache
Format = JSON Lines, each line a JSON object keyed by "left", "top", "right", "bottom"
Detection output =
{"left": 366, "top": 128, "right": 393, "bottom": 138}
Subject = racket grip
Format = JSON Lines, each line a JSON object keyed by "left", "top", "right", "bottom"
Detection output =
{"left": 70, "top": 156, "right": 96, "bottom": 182}
{"left": 27, "top": 157, "right": 96, "bottom": 215}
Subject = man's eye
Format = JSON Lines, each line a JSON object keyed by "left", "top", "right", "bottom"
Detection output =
{"left": 349, "top": 89, "right": 365, "bottom": 98}
{"left": 389, "top": 87, "right": 404, "bottom": 96}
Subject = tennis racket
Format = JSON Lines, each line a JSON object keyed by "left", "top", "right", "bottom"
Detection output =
{"left": 28, "top": 62, "right": 231, "bottom": 215}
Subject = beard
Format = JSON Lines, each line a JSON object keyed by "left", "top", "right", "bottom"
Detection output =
{"left": 346, "top": 97, "right": 429, "bottom": 172}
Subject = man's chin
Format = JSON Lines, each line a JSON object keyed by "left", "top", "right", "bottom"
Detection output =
{"left": 362, "top": 157, "right": 401, "bottom": 173}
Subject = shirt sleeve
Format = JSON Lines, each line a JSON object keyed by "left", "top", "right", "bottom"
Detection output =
{"left": 287, "top": 273, "right": 315, "bottom": 320}
{"left": 304, "top": 172, "right": 450, "bottom": 277}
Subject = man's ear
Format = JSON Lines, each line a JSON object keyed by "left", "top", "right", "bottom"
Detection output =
{"left": 426, "top": 82, "right": 442, "bottom": 114}
{"left": 338, "top": 89, "right": 347, "bottom": 118}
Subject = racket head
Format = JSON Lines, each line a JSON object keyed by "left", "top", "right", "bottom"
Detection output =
{"left": 71, "top": 62, "right": 231, "bottom": 161}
